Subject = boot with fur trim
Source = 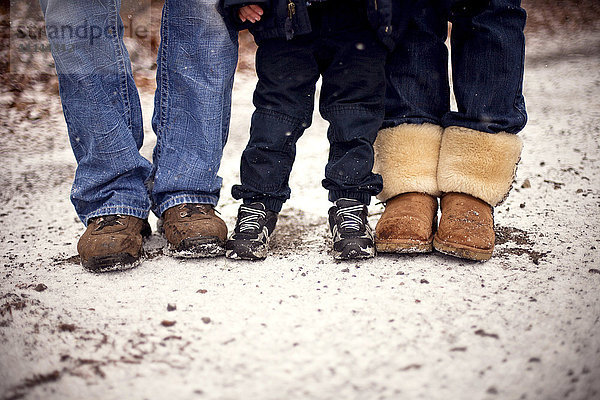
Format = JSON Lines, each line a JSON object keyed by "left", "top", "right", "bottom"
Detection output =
{"left": 375, "top": 192, "right": 438, "bottom": 253}
{"left": 373, "top": 123, "right": 442, "bottom": 253}
{"left": 435, "top": 126, "right": 523, "bottom": 261}
{"left": 373, "top": 123, "right": 442, "bottom": 202}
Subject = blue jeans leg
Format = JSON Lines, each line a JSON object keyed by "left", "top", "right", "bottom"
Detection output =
{"left": 150, "top": 0, "right": 238, "bottom": 216}
{"left": 384, "top": 0, "right": 527, "bottom": 134}
{"left": 443, "top": 0, "right": 527, "bottom": 133}
{"left": 383, "top": 3, "right": 449, "bottom": 128}
{"left": 40, "top": 0, "right": 152, "bottom": 225}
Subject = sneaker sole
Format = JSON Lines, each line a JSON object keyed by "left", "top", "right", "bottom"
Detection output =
{"left": 225, "top": 241, "right": 269, "bottom": 261}
{"left": 433, "top": 237, "right": 493, "bottom": 261}
{"left": 375, "top": 238, "right": 433, "bottom": 254}
{"left": 167, "top": 236, "right": 226, "bottom": 258}
{"left": 82, "top": 253, "right": 141, "bottom": 272}
{"left": 333, "top": 243, "right": 376, "bottom": 260}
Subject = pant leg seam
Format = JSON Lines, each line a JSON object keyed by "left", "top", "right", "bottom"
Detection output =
{"left": 321, "top": 104, "right": 384, "bottom": 117}
{"left": 155, "top": 1, "right": 171, "bottom": 163}
{"left": 108, "top": 0, "right": 133, "bottom": 131}
{"left": 512, "top": 22, "right": 527, "bottom": 133}
{"left": 255, "top": 108, "right": 303, "bottom": 125}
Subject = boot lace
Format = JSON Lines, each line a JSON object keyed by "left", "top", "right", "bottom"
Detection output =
{"left": 237, "top": 205, "right": 266, "bottom": 233}
{"left": 94, "top": 215, "right": 125, "bottom": 231}
{"left": 177, "top": 203, "right": 209, "bottom": 218}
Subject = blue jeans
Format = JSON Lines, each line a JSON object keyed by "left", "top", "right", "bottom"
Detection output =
{"left": 39, "top": 0, "right": 238, "bottom": 225}
{"left": 384, "top": 0, "right": 527, "bottom": 134}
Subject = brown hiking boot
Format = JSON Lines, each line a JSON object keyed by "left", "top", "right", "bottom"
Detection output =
{"left": 375, "top": 192, "right": 438, "bottom": 253}
{"left": 433, "top": 192, "right": 495, "bottom": 261}
{"left": 161, "top": 203, "right": 227, "bottom": 257}
{"left": 77, "top": 215, "right": 151, "bottom": 272}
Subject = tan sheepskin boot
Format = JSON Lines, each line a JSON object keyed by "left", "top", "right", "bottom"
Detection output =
{"left": 434, "top": 126, "right": 523, "bottom": 261}
{"left": 373, "top": 123, "right": 442, "bottom": 253}
{"left": 434, "top": 193, "right": 495, "bottom": 261}
{"left": 375, "top": 192, "right": 438, "bottom": 253}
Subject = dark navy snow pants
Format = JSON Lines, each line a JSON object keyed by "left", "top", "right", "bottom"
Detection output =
{"left": 231, "top": 2, "right": 386, "bottom": 212}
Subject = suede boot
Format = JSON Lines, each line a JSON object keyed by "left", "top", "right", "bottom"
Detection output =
{"left": 372, "top": 123, "right": 443, "bottom": 253}
{"left": 373, "top": 123, "right": 442, "bottom": 202}
{"left": 161, "top": 203, "right": 227, "bottom": 257}
{"left": 375, "top": 192, "right": 438, "bottom": 253}
{"left": 434, "top": 193, "right": 495, "bottom": 261}
{"left": 435, "top": 126, "right": 523, "bottom": 261}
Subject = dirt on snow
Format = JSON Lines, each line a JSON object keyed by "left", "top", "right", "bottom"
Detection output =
{"left": 1, "top": 1, "right": 599, "bottom": 400}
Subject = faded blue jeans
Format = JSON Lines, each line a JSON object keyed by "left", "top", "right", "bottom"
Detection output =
{"left": 39, "top": 0, "right": 238, "bottom": 225}
{"left": 384, "top": 0, "right": 527, "bottom": 134}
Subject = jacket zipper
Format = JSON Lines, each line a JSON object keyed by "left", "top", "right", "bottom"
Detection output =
{"left": 285, "top": 0, "right": 296, "bottom": 40}
{"left": 287, "top": 0, "right": 296, "bottom": 19}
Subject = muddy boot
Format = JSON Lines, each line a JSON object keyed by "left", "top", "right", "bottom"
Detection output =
{"left": 434, "top": 193, "right": 495, "bottom": 261}
{"left": 161, "top": 203, "right": 227, "bottom": 257}
{"left": 78, "top": 215, "right": 151, "bottom": 272}
{"left": 375, "top": 192, "right": 438, "bottom": 253}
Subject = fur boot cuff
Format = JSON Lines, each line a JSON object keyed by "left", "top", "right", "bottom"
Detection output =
{"left": 373, "top": 123, "right": 443, "bottom": 201}
{"left": 437, "top": 126, "right": 523, "bottom": 207}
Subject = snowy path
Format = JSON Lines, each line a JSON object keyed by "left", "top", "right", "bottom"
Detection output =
{"left": 1, "top": 32, "right": 599, "bottom": 400}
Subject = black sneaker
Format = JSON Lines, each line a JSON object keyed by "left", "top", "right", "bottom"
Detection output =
{"left": 225, "top": 202, "right": 278, "bottom": 260}
{"left": 328, "top": 198, "right": 376, "bottom": 260}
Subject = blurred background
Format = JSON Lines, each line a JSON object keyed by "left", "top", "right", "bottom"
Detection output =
{"left": 2, "top": 0, "right": 599, "bottom": 100}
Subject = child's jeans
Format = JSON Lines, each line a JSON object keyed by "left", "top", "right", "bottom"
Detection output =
{"left": 231, "top": 2, "right": 386, "bottom": 212}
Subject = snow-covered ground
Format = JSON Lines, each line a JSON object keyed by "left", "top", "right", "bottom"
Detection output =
{"left": 1, "top": 20, "right": 600, "bottom": 400}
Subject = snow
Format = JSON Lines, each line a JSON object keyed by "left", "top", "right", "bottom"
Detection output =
{"left": 1, "top": 28, "right": 600, "bottom": 400}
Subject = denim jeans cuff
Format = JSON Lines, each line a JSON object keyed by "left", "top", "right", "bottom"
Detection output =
{"left": 84, "top": 206, "right": 150, "bottom": 227}
{"left": 156, "top": 194, "right": 219, "bottom": 217}
{"left": 243, "top": 197, "right": 283, "bottom": 214}
{"left": 329, "top": 191, "right": 372, "bottom": 206}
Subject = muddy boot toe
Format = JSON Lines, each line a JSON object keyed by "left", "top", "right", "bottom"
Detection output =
{"left": 78, "top": 215, "right": 151, "bottom": 272}
{"left": 433, "top": 193, "right": 495, "bottom": 261}
{"left": 162, "top": 204, "right": 227, "bottom": 258}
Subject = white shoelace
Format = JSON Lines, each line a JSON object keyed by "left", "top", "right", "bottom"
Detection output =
{"left": 94, "top": 214, "right": 125, "bottom": 231}
{"left": 238, "top": 205, "right": 267, "bottom": 232}
{"left": 336, "top": 205, "right": 364, "bottom": 232}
